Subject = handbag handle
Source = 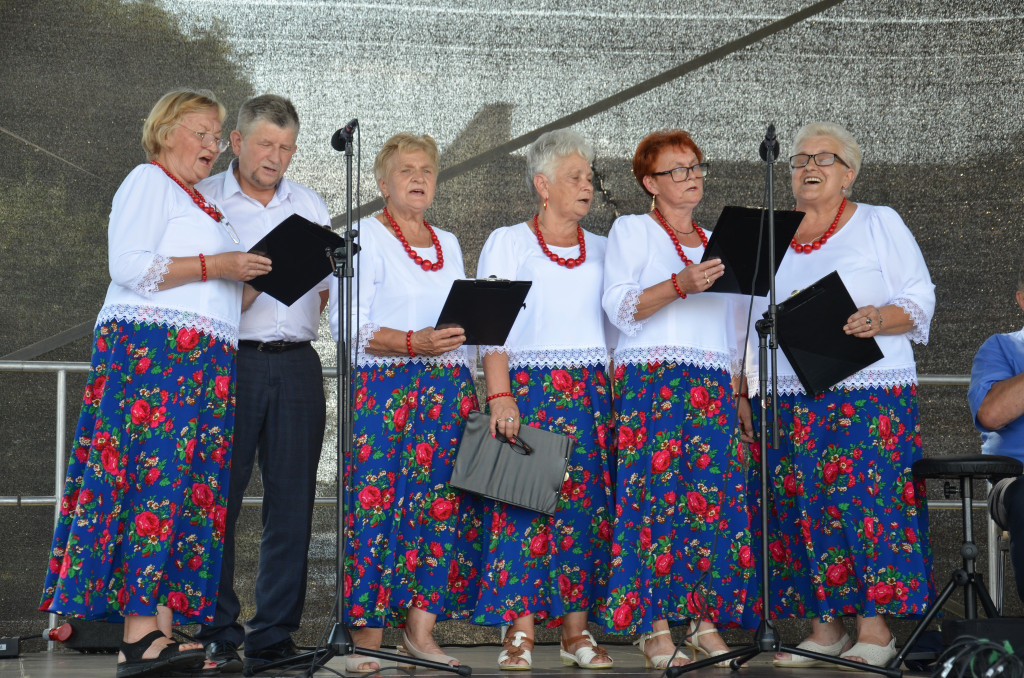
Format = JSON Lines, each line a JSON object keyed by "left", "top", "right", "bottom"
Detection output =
{"left": 495, "top": 431, "right": 533, "bottom": 456}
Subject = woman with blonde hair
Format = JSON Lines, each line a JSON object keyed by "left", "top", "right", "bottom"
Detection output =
{"left": 40, "top": 88, "right": 271, "bottom": 678}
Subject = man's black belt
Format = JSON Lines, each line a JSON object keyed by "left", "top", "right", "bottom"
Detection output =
{"left": 238, "top": 340, "right": 311, "bottom": 353}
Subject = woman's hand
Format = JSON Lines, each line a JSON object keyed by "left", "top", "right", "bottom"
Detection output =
{"left": 844, "top": 305, "right": 884, "bottom": 338}
{"left": 210, "top": 252, "right": 272, "bottom": 282}
{"left": 737, "top": 395, "right": 755, "bottom": 443}
{"left": 676, "top": 258, "right": 725, "bottom": 295}
{"left": 489, "top": 396, "right": 520, "bottom": 439}
{"left": 410, "top": 326, "right": 466, "bottom": 356}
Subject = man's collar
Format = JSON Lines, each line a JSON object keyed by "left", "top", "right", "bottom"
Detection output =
{"left": 226, "top": 158, "right": 291, "bottom": 204}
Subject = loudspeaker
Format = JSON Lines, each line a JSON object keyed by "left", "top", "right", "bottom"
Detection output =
{"left": 942, "top": 617, "right": 1024, "bottom": 652}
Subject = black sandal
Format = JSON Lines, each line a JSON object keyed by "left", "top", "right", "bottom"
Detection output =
{"left": 116, "top": 629, "right": 205, "bottom": 678}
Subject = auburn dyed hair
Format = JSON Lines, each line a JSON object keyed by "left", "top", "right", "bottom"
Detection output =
{"left": 632, "top": 129, "right": 703, "bottom": 196}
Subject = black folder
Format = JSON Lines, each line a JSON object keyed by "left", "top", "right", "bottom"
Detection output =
{"left": 435, "top": 278, "right": 532, "bottom": 346}
{"left": 247, "top": 214, "right": 344, "bottom": 306}
{"left": 772, "top": 271, "right": 884, "bottom": 396}
{"left": 700, "top": 206, "right": 804, "bottom": 296}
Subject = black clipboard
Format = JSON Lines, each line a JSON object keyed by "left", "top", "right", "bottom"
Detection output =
{"left": 247, "top": 214, "right": 344, "bottom": 306}
{"left": 435, "top": 278, "right": 532, "bottom": 345}
{"left": 773, "top": 271, "right": 884, "bottom": 396}
{"left": 700, "top": 206, "right": 804, "bottom": 296}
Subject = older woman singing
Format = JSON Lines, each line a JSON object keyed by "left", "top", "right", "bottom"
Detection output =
{"left": 751, "top": 122, "right": 935, "bottom": 669}
{"left": 40, "top": 89, "right": 271, "bottom": 678}
{"left": 464, "top": 128, "right": 615, "bottom": 671}
{"left": 599, "top": 130, "right": 758, "bottom": 669}
{"left": 328, "top": 133, "right": 478, "bottom": 673}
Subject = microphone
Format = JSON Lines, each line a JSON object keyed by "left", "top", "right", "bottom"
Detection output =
{"left": 330, "top": 119, "right": 359, "bottom": 150}
{"left": 759, "top": 123, "right": 780, "bottom": 162}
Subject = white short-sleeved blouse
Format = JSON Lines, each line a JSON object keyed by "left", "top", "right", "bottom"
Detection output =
{"left": 744, "top": 202, "right": 935, "bottom": 395}
{"left": 477, "top": 221, "right": 610, "bottom": 368}
{"left": 96, "top": 164, "right": 245, "bottom": 346}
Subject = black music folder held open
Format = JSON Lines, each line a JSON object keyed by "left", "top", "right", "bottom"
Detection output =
{"left": 773, "top": 271, "right": 884, "bottom": 396}
{"left": 435, "top": 278, "right": 532, "bottom": 346}
{"left": 700, "top": 206, "right": 804, "bottom": 296}
{"left": 247, "top": 214, "right": 344, "bottom": 306}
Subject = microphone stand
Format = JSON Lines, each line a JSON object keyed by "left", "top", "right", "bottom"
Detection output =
{"left": 667, "top": 126, "right": 901, "bottom": 678}
{"left": 253, "top": 127, "right": 468, "bottom": 677}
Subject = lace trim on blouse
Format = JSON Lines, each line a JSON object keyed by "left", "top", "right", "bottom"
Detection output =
{"left": 129, "top": 254, "right": 171, "bottom": 297}
{"left": 355, "top": 321, "right": 470, "bottom": 368}
{"left": 747, "top": 366, "right": 919, "bottom": 397}
{"left": 355, "top": 349, "right": 471, "bottom": 369}
{"left": 892, "top": 296, "right": 930, "bottom": 345}
{"left": 480, "top": 346, "right": 609, "bottom": 369}
{"left": 97, "top": 303, "right": 238, "bottom": 347}
{"left": 614, "top": 345, "right": 734, "bottom": 374}
{"left": 614, "top": 287, "right": 646, "bottom": 337}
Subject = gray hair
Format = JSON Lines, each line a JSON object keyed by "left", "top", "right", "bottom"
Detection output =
{"left": 526, "top": 129, "right": 594, "bottom": 200}
{"left": 236, "top": 94, "right": 300, "bottom": 137}
{"left": 793, "top": 121, "right": 862, "bottom": 192}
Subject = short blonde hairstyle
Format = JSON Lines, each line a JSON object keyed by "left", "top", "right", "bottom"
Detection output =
{"left": 141, "top": 89, "right": 227, "bottom": 161}
{"left": 793, "top": 121, "right": 862, "bottom": 192}
{"left": 373, "top": 133, "right": 440, "bottom": 188}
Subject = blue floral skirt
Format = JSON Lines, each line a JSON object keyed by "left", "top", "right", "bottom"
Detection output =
{"left": 40, "top": 320, "right": 236, "bottom": 623}
{"left": 459, "top": 364, "right": 615, "bottom": 627}
{"left": 750, "top": 385, "right": 934, "bottom": 620}
{"left": 344, "top": 361, "right": 478, "bottom": 627}
{"left": 598, "top": 361, "right": 759, "bottom": 635}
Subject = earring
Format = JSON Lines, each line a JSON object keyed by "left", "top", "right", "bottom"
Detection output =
{"left": 543, "top": 197, "right": 548, "bottom": 211}
{"left": 650, "top": 195, "right": 656, "bottom": 211}
{"left": 841, "top": 186, "right": 848, "bottom": 195}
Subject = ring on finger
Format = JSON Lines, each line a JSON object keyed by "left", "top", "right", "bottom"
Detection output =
{"left": 505, "top": 416, "right": 515, "bottom": 423}
{"left": 866, "top": 317, "right": 872, "bottom": 326}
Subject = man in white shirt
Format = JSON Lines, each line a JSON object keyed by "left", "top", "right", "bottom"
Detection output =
{"left": 195, "top": 94, "right": 330, "bottom": 673}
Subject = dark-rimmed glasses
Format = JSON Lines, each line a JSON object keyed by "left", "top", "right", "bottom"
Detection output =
{"left": 178, "top": 124, "right": 231, "bottom": 153}
{"left": 789, "top": 152, "right": 848, "bottom": 170}
{"left": 650, "top": 162, "right": 709, "bottom": 182}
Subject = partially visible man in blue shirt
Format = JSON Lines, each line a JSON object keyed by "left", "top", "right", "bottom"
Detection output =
{"left": 968, "top": 265, "right": 1024, "bottom": 604}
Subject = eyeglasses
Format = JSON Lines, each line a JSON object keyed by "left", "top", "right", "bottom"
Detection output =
{"left": 789, "top": 152, "right": 849, "bottom": 170}
{"left": 178, "top": 124, "right": 231, "bottom": 153}
{"left": 650, "top": 162, "right": 709, "bottom": 182}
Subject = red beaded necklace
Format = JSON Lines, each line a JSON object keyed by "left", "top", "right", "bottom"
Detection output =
{"left": 151, "top": 161, "right": 223, "bottom": 222}
{"left": 653, "top": 208, "right": 707, "bottom": 266}
{"left": 383, "top": 207, "right": 444, "bottom": 271}
{"left": 532, "top": 214, "right": 586, "bottom": 268}
{"left": 791, "top": 197, "right": 847, "bottom": 254}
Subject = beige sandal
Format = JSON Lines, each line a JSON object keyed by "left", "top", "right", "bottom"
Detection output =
{"left": 773, "top": 633, "right": 853, "bottom": 668}
{"left": 560, "top": 629, "right": 614, "bottom": 669}
{"left": 685, "top": 621, "right": 731, "bottom": 668}
{"left": 399, "top": 631, "right": 459, "bottom": 667}
{"left": 498, "top": 628, "right": 533, "bottom": 671}
{"left": 634, "top": 629, "right": 690, "bottom": 669}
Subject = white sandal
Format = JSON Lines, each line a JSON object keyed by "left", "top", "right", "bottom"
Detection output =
{"left": 560, "top": 629, "right": 614, "bottom": 669}
{"left": 685, "top": 621, "right": 731, "bottom": 668}
{"left": 773, "top": 633, "right": 853, "bottom": 668}
{"left": 838, "top": 637, "right": 897, "bottom": 671}
{"left": 497, "top": 629, "right": 533, "bottom": 671}
{"left": 634, "top": 629, "right": 690, "bottom": 669}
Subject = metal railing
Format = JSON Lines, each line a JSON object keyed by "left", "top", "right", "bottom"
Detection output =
{"left": 0, "top": 358, "right": 973, "bottom": 510}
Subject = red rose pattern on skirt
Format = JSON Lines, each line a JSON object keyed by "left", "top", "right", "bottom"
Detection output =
{"left": 598, "top": 361, "right": 759, "bottom": 635}
{"left": 40, "top": 321, "right": 235, "bottom": 623}
{"left": 750, "top": 385, "right": 934, "bottom": 621}
{"left": 344, "top": 362, "right": 479, "bottom": 627}
{"left": 458, "top": 365, "right": 615, "bottom": 626}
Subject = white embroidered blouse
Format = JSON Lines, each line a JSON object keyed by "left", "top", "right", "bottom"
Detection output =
{"left": 96, "top": 164, "right": 245, "bottom": 346}
{"left": 476, "top": 222, "right": 610, "bottom": 368}
{"left": 328, "top": 215, "right": 471, "bottom": 368}
{"left": 602, "top": 213, "right": 745, "bottom": 374}
{"left": 744, "top": 202, "right": 935, "bottom": 395}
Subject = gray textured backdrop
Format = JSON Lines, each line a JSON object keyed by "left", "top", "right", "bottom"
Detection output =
{"left": 2, "top": 0, "right": 1023, "bottom": 652}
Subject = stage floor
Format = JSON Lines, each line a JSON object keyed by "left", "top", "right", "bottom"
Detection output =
{"left": 0, "top": 644, "right": 926, "bottom": 678}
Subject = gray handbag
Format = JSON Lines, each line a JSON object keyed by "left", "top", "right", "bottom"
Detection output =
{"left": 450, "top": 410, "right": 573, "bottom": 515}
